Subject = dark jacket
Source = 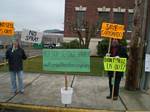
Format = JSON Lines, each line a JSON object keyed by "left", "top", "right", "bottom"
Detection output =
{"left": 110, "top": 45, "right": 128, "bottom": 58}
{"left": 6, "top": 47, "right": 27, "bottom": 72}
{"left": 108, "top": 45, "right": 128, "bottom": 77}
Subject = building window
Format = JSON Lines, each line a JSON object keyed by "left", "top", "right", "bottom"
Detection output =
{"left": 114, "top": 12, "right": 124, "bottom": 25}
{"left": 98, "top": 12, "right": 110, "bottom": 28}
{"left": 76, "top": 11, "right": 85, "bottom": 29}
{"left": 127, "top": 13, "right": 134, "bottom": 31}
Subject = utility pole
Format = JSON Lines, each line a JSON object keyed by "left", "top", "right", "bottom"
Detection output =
{"left": 141, "top": 0, "right": 150, "bottom": 90}
{"left": 125, "top": 0, "right": 148, "bottom": 90}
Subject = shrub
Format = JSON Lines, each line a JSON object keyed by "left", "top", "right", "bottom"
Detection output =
{"left": 33, "top": 43, "right": 43, "bottom": 49}
{"left": 97, "top": 39, "right": 109, "bottom": 57}
{"left": 60, "top": 39, "right": 80, "bottom": 49}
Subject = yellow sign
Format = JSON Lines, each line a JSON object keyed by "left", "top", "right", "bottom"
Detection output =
{"left": 101, "top": 22, "right": 125, "bottom": 39}
{"left": 104, "top": 57, "right": 127, "bottom": 72}
{"left": 0, "top": 21, "right": 14, "bottom": 36}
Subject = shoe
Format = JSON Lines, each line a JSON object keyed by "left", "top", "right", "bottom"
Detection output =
{"left": 113, "top": 96, "right": 118, "bottom": 100}
{"left": 12, "top": 90, "right": 17, "bottom": 94}
{"left": 106, "top": 96, "right": 112, "bottom": 99}
{"left": 19, "top": 90, "right": 24, "bottom": 94}
{"left": 19, "top": 91, "right": 24, "bottom": 94}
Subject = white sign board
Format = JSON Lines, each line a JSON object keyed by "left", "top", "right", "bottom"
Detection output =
{"left": 21, "top": 29, "right": 43, "bottom": 44}
{"left": 145, "top": 54, "right": 150, "bottom": 72}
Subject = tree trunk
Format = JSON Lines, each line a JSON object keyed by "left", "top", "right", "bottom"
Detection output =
{"left": 77, "top": 30, "right": 84, "bottom": 48}
{"left": 125, "top": 0, "right": 146, "bottom": 90}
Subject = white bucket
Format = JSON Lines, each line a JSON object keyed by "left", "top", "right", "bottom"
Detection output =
{"left": 61, "top": 87, "right": 73, "bottom": 104}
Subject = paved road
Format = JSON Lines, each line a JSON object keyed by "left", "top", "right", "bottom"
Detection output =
{"left": 24, "top": 49, "right": 42, "bottom": 57}
{"left": 0, "top": 49, "right": 42, "bottom": 63}
{"left": 0, "top": 50, "right": 6, "bottom": 63}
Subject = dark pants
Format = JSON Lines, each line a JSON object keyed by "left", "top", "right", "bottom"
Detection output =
{"left": 108, "top": 72, "right": 122, "bottom": 97}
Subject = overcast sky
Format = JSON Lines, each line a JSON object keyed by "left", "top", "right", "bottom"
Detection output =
{"left": 0, "top": 0, "right": 65, "bottom": 31}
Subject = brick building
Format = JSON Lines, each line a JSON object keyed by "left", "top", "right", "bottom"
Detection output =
{"left": 64, "top": 0, "right": 135, "bottom": 55}
{"left": 64, "top": 0, "right": 135, "bottom": 38}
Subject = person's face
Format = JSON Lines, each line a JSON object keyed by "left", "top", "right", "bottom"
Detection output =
{"left": 12, "top": 41, "right": 18, "bottom": 48}
{"left": 112, "top": 40, "right": 119, "bottom": 47}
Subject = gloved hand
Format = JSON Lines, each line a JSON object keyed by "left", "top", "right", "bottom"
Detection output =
{"left": 115, "top": 56, "right": 120, "bottom": 58}
{"left": 106, "top": 53, "right": 111, "bottom": 57}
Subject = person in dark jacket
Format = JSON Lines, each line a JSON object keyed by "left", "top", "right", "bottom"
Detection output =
{"left": 6, "top": 39, "right": 27, "bottom": 94}
{"left": 106, "top": 39, "right": 128, "bottom": 100}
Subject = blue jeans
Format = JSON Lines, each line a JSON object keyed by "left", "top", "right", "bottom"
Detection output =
{"left": 10, "top": 71, "right": 24, "bottom": 92}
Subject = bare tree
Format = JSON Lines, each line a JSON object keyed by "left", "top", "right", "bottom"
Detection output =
{"left": 69, "top": 21, "right": 98, "bottom": 49}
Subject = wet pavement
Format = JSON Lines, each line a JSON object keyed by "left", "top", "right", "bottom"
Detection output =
{"left": 0, "top": 73, "right": 150, "bottom": 112}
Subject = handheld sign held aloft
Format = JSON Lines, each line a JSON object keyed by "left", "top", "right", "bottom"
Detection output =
{"left": 101, "top": 22, "right": 125, "bottom": 40}
{"left": 43, "top": 49, "right": 90, "bottom": 72}
{"left": 101, "top": 22, "right": 126, "bottom": 101}
{"left": 104, "top": 56, "right": 127, "bottom": 72}
{"left": 0, "top": 21, "right": 14, "bottom": 36}
{"left": 21, "top": 29, "right": 43, "bottom": 44}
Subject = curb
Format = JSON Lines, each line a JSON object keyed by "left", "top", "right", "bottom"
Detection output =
{"left": 0, "top": 103, "right": 120, "bottom": 112}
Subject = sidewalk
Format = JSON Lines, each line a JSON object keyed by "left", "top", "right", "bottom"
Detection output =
{"left": 0, "top": 73, "right": 150, "bottom": 112}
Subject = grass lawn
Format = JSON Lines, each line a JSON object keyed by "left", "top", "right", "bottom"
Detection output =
{"left": 0, "top": 56, "right": 105, "bottom": 76}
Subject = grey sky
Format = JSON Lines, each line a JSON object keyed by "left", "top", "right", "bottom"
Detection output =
{"left": 0, "top": 0, "right": 65, "bottom": 31}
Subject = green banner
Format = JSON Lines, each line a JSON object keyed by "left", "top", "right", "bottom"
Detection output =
{"left": 43, "top": 49, "right": 90, "bottom": 72}
{"left": 104, "top": 56, "right": 127, "bottom": 72}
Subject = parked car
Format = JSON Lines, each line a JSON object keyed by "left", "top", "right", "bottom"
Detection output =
{"left": 43, "top": 43, "right": 56, "bottom": 49}
{"left": 0, "top": 45, "right": 4, "bottom": 49}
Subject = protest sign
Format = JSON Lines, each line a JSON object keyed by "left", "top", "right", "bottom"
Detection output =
{"left": 101, "top": 22, "right": 125, "bottom": 39}
{"left": 21, "top": 29, "right": 43, "bottom": 44}
{"left": 145, "top": 54, "right": 150, "bottom": 72}
{"left": 104, "top": 56, "right": 127, "bottom": 72}
{"left": 43, "top": 49, "right": 90, "bottom": 72}
{"left": 0, "top": 21, "right": 14, "bottom": 36}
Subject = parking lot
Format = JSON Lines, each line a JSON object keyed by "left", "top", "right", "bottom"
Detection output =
{"left": 0, "top": 48, "right": 42, "bottom": 64}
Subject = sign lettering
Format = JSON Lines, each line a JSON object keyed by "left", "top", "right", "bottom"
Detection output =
{"left": 0, "top": 21, "right": 14, "bottom": 36}
{"left": 21, "top": 29, "right": 43, "bottom": 44}
{"left": 43, "top": 49, "right": 90, "bottom": 72}
{"left": 100, "top": 22, "right": 125, "bottom": 39}
{"left": 104, "top": 57, "right": 127, "bottom": 72}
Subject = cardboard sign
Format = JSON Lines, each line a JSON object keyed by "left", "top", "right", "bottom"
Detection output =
{"left": 145, "top": 54, "right": 150, "bottom": 72}
{"left": 104, "top": 56, "right": 127, "bottom": 72}
{"left": 101, "top": 22, "right": 125, "bottom": 39}
{"left": 21, "top": 29, "right": 43, "bottom": 44}
{"left": 43, "top": 49, "right": 90, "bottom": 72}
{"left": 0, "top": 21, "right": 14, "bottom": 36}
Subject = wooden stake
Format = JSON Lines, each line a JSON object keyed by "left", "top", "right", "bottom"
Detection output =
{"left": 28, "top": 43, "right": 31, "bottom": 57}
{"left": 27, "top": 43, "right": 31, "bottom": 70}
{"left": 65, "top": 74, "right": 68, "bottom": 90}
{"left": 108, "top": 38, "right": 112, "bottom": 54}
{"left": 4, "top": 43, "right": 7, "bottom": 72}
{"left": 112, "top": 71, "right": 116, "bottom": 101}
